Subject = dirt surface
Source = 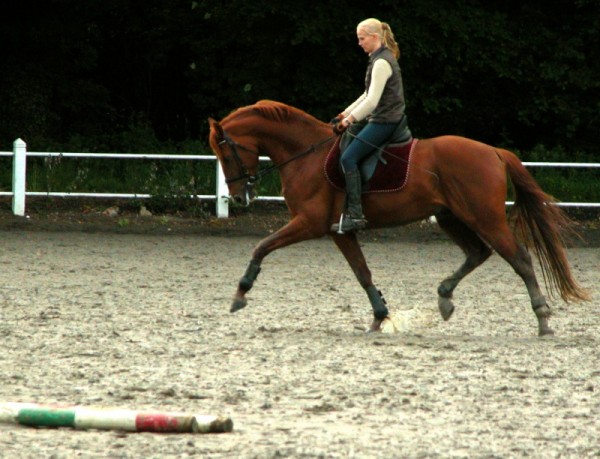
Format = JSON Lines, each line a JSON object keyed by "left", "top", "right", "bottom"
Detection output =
{"left": 1, "top": 198, "right": 599, "bottom": 246}
{"left": 0, "top": 199, "right": 599, "bottom": 458}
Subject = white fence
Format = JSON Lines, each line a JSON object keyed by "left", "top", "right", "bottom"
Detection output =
{"left": 1, "top": 138, "right": 599, "bottom": 218}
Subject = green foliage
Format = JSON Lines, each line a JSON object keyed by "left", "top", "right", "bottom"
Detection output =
{"left": 254, "top": 174, "right": 282, "bottom": 200}
{"left": 0, "top": 0, "right": 598, "bottom": 209}
{"left": 520, "top": 144, "right": 600, "bottom": 204}
{"left": 2, "top": 0, "right": 598, "bottom": 152}
{"left": 529, "top": 167, "right": 599, "bottom": 204}
{"left": 25, "top": 155, "right": 214, "bottom": 194}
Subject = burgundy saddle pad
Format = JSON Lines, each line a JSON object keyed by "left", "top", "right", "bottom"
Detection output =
{"left": 324, "top": 137, "right": 418, "bottom": 193}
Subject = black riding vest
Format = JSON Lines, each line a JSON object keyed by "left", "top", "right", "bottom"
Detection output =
{"left": 364, "top": 46, "right": 405, "bottom": 123}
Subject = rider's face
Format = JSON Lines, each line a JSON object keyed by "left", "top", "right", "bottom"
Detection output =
{"left": 357, "top": 28, "right": 380, "bottom": 54}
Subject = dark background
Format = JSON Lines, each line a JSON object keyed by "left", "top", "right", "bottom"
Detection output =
{"left": 1, "top": 0, "right": 598, "bottom": 160}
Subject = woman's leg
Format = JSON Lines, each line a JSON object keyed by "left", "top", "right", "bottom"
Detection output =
{"left": 340, "top": 122, "right": 399, "bottom": 172}
{"left": 334, "top": 122, "right": 398, "bottom": 233}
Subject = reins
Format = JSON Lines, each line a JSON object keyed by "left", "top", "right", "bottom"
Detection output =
{"left": 219, "top": 130, "right": 336, "bottom": 185}
{"left": 219, "top": 124, "right": 440, "bottom": 186}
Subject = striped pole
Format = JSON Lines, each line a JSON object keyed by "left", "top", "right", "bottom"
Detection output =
{"left": 0, "top": 403, "right": 233, "bottom": 433}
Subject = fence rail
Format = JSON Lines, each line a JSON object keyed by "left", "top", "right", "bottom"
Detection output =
{"left": 1, "top": 138, "right": 599, "bottom": 218}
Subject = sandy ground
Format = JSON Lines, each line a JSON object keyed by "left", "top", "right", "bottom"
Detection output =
{"left": 0, "top": 203, "right": 599, "bottom": 458}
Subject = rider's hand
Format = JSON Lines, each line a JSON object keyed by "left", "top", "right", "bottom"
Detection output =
{"left": 329, "top": 113, "right": 344, "bottom": 125}
{"left": 333, "top": 118, "right": 350, "bottom": 136}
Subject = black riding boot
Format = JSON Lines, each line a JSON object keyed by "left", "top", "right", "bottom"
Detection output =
{"left": 331, "top": 169, "right": 367, "bottom": 233}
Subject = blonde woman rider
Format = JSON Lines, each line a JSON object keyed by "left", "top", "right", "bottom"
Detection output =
{"left": 332, "top": 18, "right": 411, "bottom": 233}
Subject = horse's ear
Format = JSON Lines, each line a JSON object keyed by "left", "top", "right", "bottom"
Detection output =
{"left": 208, "top": 117, "right": 223, "bottom": 138}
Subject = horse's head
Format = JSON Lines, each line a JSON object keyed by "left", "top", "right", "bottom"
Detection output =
{"left": 209, "top": 100, "right": 333, "bottom": 206}
{"left": 208, "top": 117, "right": 259, "bottom": 206}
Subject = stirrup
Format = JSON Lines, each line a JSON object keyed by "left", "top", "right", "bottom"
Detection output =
{"left": 331, "top": 213, "right": 367, "bottom": 234}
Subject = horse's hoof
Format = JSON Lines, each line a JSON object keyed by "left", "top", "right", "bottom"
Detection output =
{"left": 438, "top": 297, "right": 455, "bottom": 321}
{"left": 368, "top": 319, "right": 384, "bottom": 333}
{"left": 538, "top": 323, "right": 555, "bottom": 337}
{"left": 230, "top": 298, "right": 247, "bottom": 313}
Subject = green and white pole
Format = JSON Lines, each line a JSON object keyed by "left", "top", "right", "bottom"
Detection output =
{"left": 0, "top": 402, "right": 233, "bottom": 433}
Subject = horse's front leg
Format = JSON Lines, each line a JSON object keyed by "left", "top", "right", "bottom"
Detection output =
{"left": 231, "top": 258, "right": 261, "bottom": 312}
{"left": 231, "top": 217, "right": 315, "bottom": 313}
{"left": 331, "top": 232, "right": 389, "bottom": 331}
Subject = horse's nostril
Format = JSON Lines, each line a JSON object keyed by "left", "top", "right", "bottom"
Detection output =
{"left": 230, "top": 195, "right": 246, "bottom": 206}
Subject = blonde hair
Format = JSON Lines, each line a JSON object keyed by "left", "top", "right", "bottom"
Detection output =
{"left": 357, "top": 18, "right": 400, "bottom": 59}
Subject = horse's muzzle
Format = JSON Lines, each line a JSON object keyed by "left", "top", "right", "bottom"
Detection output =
{"left": 230, "top": 184, "right": 256, "bottom": 206}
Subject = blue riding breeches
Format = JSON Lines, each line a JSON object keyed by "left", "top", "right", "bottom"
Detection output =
{"left": 340, "top": 122, "right": 399, "bottom": 173}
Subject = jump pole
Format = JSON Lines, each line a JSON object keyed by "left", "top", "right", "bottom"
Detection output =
{"left": 0, "top": 402, "right": 233, "bottom": 434}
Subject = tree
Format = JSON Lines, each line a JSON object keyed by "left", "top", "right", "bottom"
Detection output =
{"left": 0, "top": 0, "right": 598, "bottom": 157}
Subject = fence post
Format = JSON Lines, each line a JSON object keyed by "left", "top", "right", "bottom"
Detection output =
{"left": 12, "top": 138, "right": 26, "bottom": 216}
{"left": 215, "top": 161, "right": 229, "bottom": 218}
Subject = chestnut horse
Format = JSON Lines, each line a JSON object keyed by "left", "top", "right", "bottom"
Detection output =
{"left": 208, "top": 100, "right": 588, "bottom": 336}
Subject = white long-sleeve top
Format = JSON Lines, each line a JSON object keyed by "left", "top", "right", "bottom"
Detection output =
{"left": 344, "top": 59, "right": 393, "bottom": 122}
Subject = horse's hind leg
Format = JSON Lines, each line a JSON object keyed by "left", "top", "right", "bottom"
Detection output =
{"left": 476, "top": 223, "right": 554, "bottom": 336}
{"left": 435, "top": 210, "right": 492, "bottom": 321}
{"left": 511, "top": 244, "right": 554, "bottom": 336}
{"left": 331, "top": 232, "right": 389, "bottom": 331}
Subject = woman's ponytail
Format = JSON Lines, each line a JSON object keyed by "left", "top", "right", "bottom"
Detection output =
{"left": 381, "top": 22, "right": 400, "bottom": 59}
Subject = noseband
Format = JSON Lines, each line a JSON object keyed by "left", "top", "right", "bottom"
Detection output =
{"left": 218, "top": 128, "right": 336, "bottom": 185}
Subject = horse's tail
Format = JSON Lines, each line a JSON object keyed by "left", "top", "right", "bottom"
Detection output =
{"left": 498, "top": 149, "right": 590, "bottom": 303}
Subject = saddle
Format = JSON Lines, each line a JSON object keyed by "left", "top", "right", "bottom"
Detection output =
{"left": 324, "top": 117, "right": 417, "bottom": 193}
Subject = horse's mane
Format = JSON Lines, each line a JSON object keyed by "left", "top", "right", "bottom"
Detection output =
{"left": 223, "top": 100, "right": 323, "bottom": 126}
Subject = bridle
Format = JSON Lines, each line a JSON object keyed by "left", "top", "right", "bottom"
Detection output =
{"left": 218, "top": 130, "right": 257, "bottom": 185}
{"left": 218, "top": 128, "right": 336, "bottom": 185}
